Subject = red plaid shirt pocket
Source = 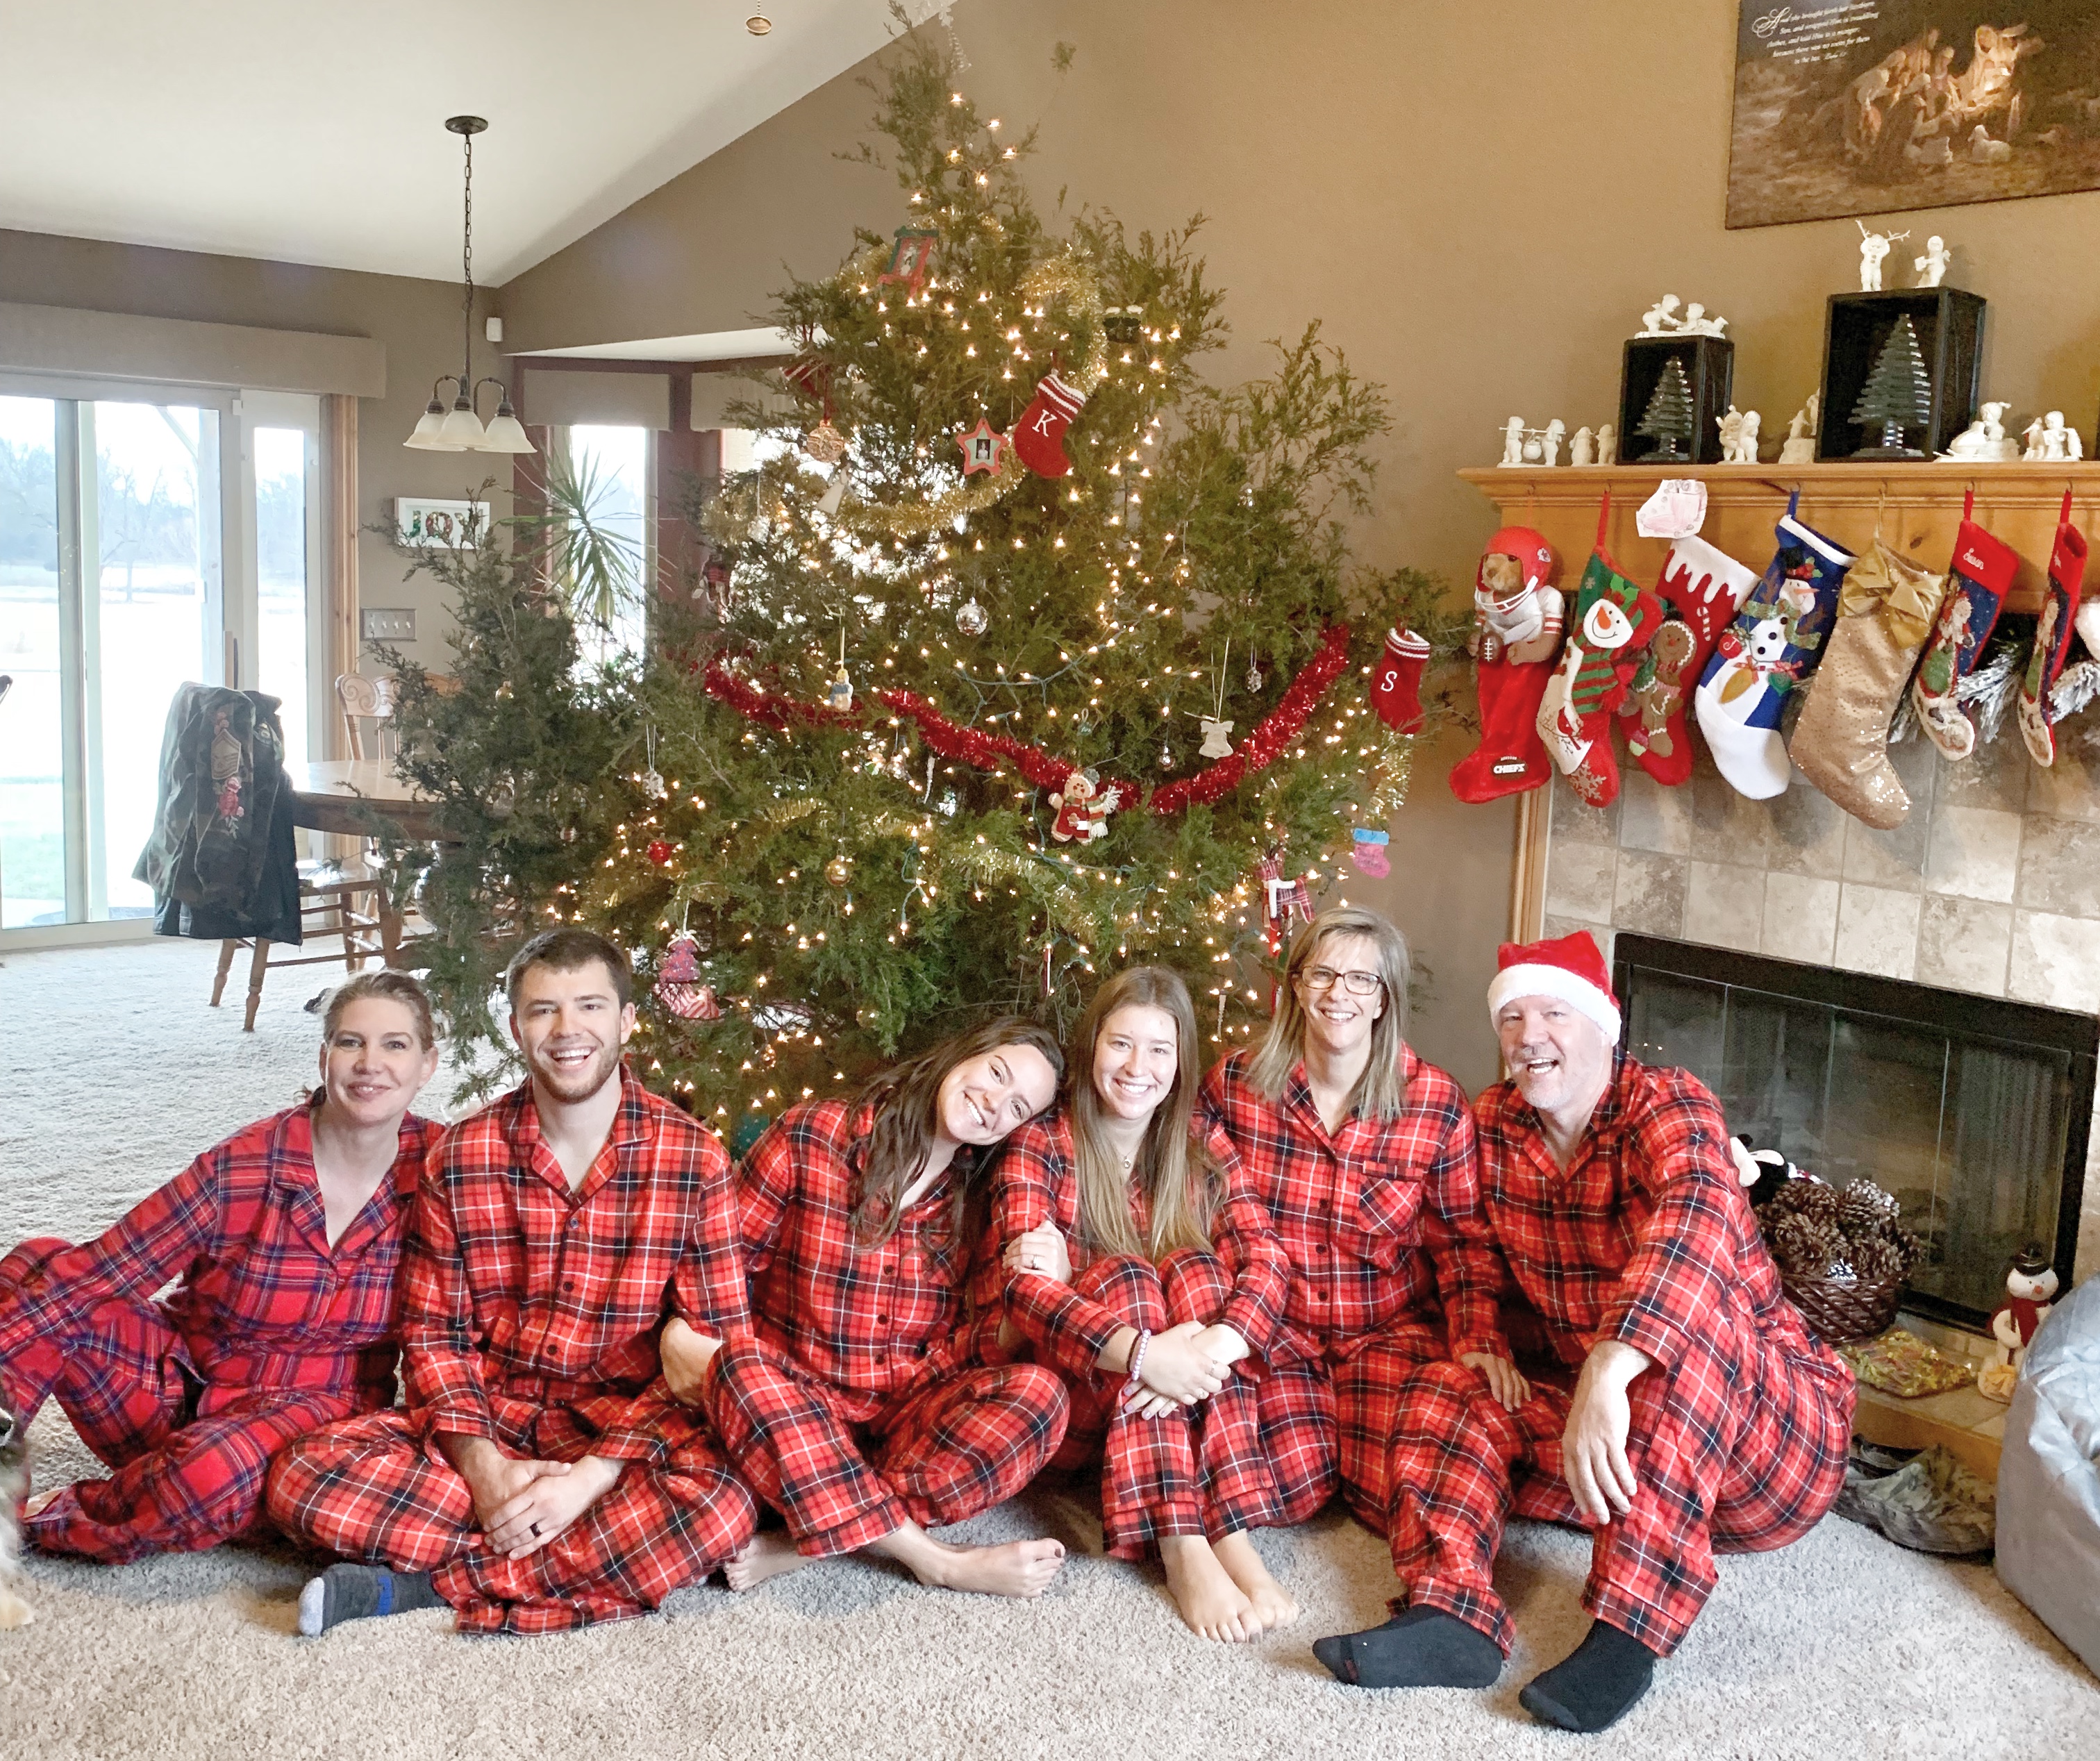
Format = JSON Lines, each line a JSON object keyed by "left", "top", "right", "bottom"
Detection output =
{"left": 1349, "top": 1158, "right": 1426, "bottom": 1270}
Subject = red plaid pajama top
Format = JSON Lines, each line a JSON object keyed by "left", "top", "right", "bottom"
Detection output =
{"left": 1472, "top": 1057, "right": 1837, "bottom": 1374}
{"left": 402, "top": 1070, "right": 746, "bottom": 1464}
{"left": 0, "top": 1100, "right": 440, "bottom": 1405}
{"left": 1198, "top": 1047, "right": 1506, "bottom": 1364}
{"left": 991, "top": 1109, "right": 1288, "bottom": 1378}
{"left": 735, "top": 1099, "right": 997, "bottom": 1394}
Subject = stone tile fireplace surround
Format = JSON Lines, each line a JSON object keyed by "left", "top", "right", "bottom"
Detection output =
{"left": 1537, "top": 728, "right": 2100, "bottom": 1286}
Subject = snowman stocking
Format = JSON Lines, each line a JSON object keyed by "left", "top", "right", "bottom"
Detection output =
{"left": 1912, "top": 490, "right": 2017, "bottom": 761}
{"left": 1693, "top": 494, "right": 1853, "bottom": 799}
{"left": 1372, "top": 628, "right": 1431, "bottom": 733}
{"left": 1448, "top": 526, "right": 1563, "bottom": 804}
{"left": 1790, "top": 540, "right": 1947, "bottom": 828}
{"left": 1013, "top": 369, "right": 1088, "bottom": 478}
{"left": 2017, "top": 491, "right": 2090, "bottom": 767}
{"left": 1535, "top": 494, "right": 1663, "bottom": 808}
{"left": 1619, "top": 534, "right": 1758, "bottom": 787}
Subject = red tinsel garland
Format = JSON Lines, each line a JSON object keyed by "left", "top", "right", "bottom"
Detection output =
{"left": 878, "top": 690, "right": 1140, "bottom": 803}
{"left": 1148, "top": 624, "right": 1353, "bottom": 813}
{"left": 701, "top": 656, "right": 860, "bottom": 734}
{"left": 697, "top": 624, "right": 1357, "bottom": 815}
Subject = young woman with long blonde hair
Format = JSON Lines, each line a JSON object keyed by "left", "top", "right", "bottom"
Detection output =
{"left": 990, "top": 966, "right": 1302, "bottom": 1642}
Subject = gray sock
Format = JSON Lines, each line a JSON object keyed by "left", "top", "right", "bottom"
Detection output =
{"left": 297, "top": 1564, "right": 444, "bottom": 1637}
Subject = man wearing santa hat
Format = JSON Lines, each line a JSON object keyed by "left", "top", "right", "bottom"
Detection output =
{"left": 1314, "top": 930, "right": 1853, "bottom": 1733}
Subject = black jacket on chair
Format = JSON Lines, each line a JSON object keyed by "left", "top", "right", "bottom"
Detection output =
{"left": 135, "top": 684, "right": 302, "bottom": 945}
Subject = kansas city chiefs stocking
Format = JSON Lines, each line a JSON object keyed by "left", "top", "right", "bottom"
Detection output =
{"left": 1449, "top": 526, "right": 1563, "bottom": 803}
{"left": 1618, "top": 534, "right": 1758, "bottom": 787}
{"left": 1693, "top": 494, "right": 1853, "bottom": 800}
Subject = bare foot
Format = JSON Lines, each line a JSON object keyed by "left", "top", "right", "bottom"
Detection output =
{"left": 875, "top": 1528, "right": 1066, "bottom": 1599}
{"left": 1160, "top": 1534, "right": 1256, "bottom": 1642}
{"left": 723, "top": 1529, "right": 813, "bottom": 1592}
{"left": 22, "top": 1487, "right": 64, "bottom": 1520}
{"left": 1214, "top": 1530, "right": 1300, "bottom": 1631}
{"left": 0, "top": 1587, "right": 33, "bottom": 1630}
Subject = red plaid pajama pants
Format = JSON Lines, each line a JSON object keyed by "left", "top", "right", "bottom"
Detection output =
{"left": 705, "top": 1337, "right": 1067, "bottom": 1555}
{"left": 1371, "top": 1304, "right": 1853, "bottom": 1656}
{"left": 1049, "top": 1251, "right": 1333, "bottom": 1558}
{"left": 0, "top": 1237, "right": 360, "bottom": 1563}
{"left": 265, "top": 1387, "right": 758, "bottom": 1635}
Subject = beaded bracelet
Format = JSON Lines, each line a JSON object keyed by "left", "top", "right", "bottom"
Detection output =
{"left": 1122, "top": 1327, "right": 1152, "bottom": 1408}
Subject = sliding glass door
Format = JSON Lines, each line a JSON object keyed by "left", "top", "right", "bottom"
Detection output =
{"left": 0, "top": 380, "right": 318, "bottom": 937}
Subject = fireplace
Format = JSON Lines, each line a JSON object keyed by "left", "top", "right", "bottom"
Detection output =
{"left": 1612, "top": 933, "right": 2097, "bottom": 1330}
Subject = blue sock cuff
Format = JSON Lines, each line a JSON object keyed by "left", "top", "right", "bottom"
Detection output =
{"left": 375, "top": 1571, "right": 394, "bottom": 1617}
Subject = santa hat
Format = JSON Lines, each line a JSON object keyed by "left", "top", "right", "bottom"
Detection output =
{"left": 1486, "top": 929, "right": 1621, "bottom": 1044}
{"left": 1477, "top": 525, "right": 1558, "bottom": 598}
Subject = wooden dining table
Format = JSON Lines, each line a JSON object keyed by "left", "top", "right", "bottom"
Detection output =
{"left": 288, "top": 758, "right": 447, "bottom": 842}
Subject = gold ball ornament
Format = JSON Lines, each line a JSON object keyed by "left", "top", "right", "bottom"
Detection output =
{"left": 804, "top": 420, "right": 847, "bottom": 464}
{"left": 825, "top": 854, "right": 853, "bottom": 885}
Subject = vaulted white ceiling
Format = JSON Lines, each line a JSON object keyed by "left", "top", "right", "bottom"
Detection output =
{"left": 0, "top": 1, "right": 917, "bottom": 284}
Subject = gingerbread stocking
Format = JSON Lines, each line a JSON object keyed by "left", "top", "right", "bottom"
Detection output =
{"left": 2017, "top": 491, "right": 2090, "bottom": 767}
{"left": 1448, "top": 526, "right": 1563, "bottom": 804}
{"left": 1618, "top": 534, "right": 1758, "bottom": 787}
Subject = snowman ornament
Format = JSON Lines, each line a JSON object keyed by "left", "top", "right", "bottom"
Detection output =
{"left": 1988, "top": 1246, "right": 2058, "bottom": 1370}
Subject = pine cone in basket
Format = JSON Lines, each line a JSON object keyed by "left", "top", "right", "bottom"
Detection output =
{"left": 1849, "top": 1233, "right": 1910, "bottom": 1285}
{"left": 1837, "top": 1180, "right": 1902, "bottom": 1237}
{"left": 1768, "top": 1178, "right": 1841, "bottom": 1226}
{"left": 1769, "top": 1213, "right": 1837, "bottom": 1278}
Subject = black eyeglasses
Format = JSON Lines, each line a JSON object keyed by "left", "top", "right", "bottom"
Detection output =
{"left": 1299, "top": 966, "right": 1384, "bottom": 997}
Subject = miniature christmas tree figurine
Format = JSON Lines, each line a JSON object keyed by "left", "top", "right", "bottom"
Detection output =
{"left": 1851, "top": 316, "right": 1932, "bottom": 458}
{"left": 1635, "top": 358, "right": 1696, "bottom": 463}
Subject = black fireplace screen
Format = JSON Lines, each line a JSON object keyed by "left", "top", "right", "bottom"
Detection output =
{"left": 1612, "top": 935, "right": 2094, "bottom": 1330}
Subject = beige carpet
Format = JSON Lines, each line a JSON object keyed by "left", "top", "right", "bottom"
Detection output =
{"left": 1, "top": 940, "right": 2096, "bottom": 1760}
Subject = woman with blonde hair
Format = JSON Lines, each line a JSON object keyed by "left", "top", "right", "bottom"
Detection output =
{"left": 1199, "top": 904, "right": 1524, "bottom": 1689}
{"left": 990, "top": 965, "right": 1302, "bottom": 1642}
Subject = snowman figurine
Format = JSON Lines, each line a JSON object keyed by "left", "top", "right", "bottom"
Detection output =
{"left": 1978, "top": 1245, "right": 2058, "bottom": 1401}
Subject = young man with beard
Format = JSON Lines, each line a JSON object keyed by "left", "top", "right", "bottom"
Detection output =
{"left": 1317, "top": 931, "right": 1853, "bottom": 1733}
{"left": 272, "top": 928, "right": 757, "bottom": 1636}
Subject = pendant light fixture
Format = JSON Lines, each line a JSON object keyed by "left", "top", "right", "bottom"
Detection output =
{"left": 406, "top": 115, "right": 535, "bottom": 453}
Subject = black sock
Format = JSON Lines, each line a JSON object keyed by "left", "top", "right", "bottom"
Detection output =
{"left": 1519, "top": 1619, "right": 1659, "bottom": 1733}
{"left": 1312, "top": 1604, "right": 1503, "bottom": 1689}
{"left": 297, "top": 1564, "right": 445, "bottom": 1637}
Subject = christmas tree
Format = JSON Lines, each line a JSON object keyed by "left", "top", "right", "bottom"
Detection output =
{"left": 1850, "top": 315, "right": 1931, "bottom": 457}
{"left": 382, "top": 26, "right": 1451, "bottom": 1126}
{"left": 1635, "top": 357, "right": 1695, "bottom": 462}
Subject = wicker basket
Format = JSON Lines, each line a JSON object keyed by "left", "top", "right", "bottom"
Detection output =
{"left": 1781, "top": 1267, "right": 1906, "bottom": 1344}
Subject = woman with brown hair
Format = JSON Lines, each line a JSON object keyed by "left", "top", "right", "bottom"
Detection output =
{"left": 660, "top": 1016, "right": 1072, "bottom": 1598}
{"left": 0, "top": 971, "right": 444, "bottom": 1562}
{"left": 989, "top": 966, "right": 1300, "bottom": 1643}
{"left": 1198, "top": 903, "right": 1522, "bottom": 1687}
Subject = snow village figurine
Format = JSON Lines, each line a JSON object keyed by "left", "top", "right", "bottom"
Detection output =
{"left": 1637, "top": 294, "right": 1683, "bottom": 335}
{"left": 1977, "top": 1246, "right": 2059, "bottom": 1402}
{"left": 1570, "top": 425, "right": 1595, "bottom": 467}
{"left": 1779, "top": 392, "right": 1819, "bottom": 465}
{"left": 1499, "top": 416, "right": 1526, "bottom": 466}
{"left": 1681, "top": 302, "right": 1729, "bottom": 337}
{"left": 1717, "top": 406, "right": 1744, "bottom": 460}
{"left": 1858, "top": 221, "right": 1911, "bottom": 291}
{"left": 1596, "top": 422, "right": 1617, "bottom": 465}
{"left": 1719, "top": 407, "right": 1763, "bottom": 464}
{"left": 2027, "top": 410, "right": 2085, "bottom": 461}
{"left": 1940, "top": 401, "right": 2018, "bottom": 462}
{"left": 1913, "top": 234, "right": 1952, "bottom": 287}
{"left": 1542, "top": 418, "right": 1567, "bottom": 467}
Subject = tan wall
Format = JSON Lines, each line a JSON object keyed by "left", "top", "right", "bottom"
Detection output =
{"left": 499, "top": 0, "right": 2100, "bottom": 1088}
{"left": 0, "top": 226, "right": 504, "bottom": 678}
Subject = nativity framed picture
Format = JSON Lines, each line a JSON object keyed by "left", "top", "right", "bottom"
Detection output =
{"left": 1727, "top": 1, "right": 2100, "bottom": 228}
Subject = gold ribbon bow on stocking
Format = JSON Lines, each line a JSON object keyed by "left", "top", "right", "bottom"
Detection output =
{"left": 1838, "top": 546, "right": 1943, "bottom": 649}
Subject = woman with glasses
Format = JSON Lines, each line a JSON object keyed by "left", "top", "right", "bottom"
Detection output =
{"left": 985, "top": 967, "right": 1299, "bottom": 1642}
{"left": 1199, "top": 904, "right": 1522, "bottom": 1687}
